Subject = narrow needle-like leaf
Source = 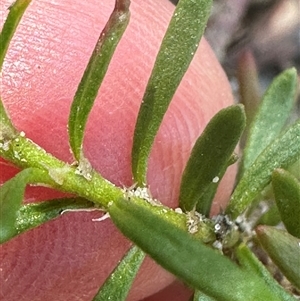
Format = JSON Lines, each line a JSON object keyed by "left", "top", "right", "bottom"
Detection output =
{"left": 68, "top": 0, "right": 130, "bottom": 161}
{"left": 236, "top": 244, "right": 296, "bottom": 301}
{"left": 272, "top": 169, "right": 300, "bottom": 238}
{"left": 196, "top": 153, "right": 238, "bottom": 215}
{"left": 0, "top": 97, "right": 17, "bottom": 141}
{"left": 109, "top": 198, "right": 283, "bottom": 301}
{"left": 93, "top": 245, "right": 145, "bottom": 301}
{"left": 179, "top": 105, "right": 245, "bottom": 213}
{"left": 256, "top": 226, "right": 300, "bottom": 290}
{"left": 132, "top": 0, "right": 213, "bottom": 185}
{"left": 241, "top": 68, "right": 297, "bottom": 173}
{"left": 15, "top": 198, "right": 95, "bottom": 237}
{"left": 227, "top": 119, "right": 300, "bottom": 219}
{"left": 0, "top": 0, "right": 31, "bottom": 138}
{"left": 0, "top": 0, "right": 31, "bottom": 71}
{"left": 0, "top": 168, "right": 44, "bottom": 244}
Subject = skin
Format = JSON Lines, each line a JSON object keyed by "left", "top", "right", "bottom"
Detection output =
{"left": 0, "top": 0, "right": 236, "bottom": 300}
{"left": 141, "top": 280, "right": 193, "bottom": 301}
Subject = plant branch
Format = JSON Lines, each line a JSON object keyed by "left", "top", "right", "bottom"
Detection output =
{"left": 0, "top": 132, "right": 216, "bottom": 243}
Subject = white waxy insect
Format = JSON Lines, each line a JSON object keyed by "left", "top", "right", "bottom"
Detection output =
{"left": 212, "top": 176, "right": 219, "bottom": 183}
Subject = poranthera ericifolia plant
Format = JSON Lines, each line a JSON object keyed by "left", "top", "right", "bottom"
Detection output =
{"left": 0, "top": 0, "right": 299, "bottom": 300}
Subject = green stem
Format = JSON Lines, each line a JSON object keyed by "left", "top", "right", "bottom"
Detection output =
{"left": 0, "top": 133, "right": 123, "bottom": 207}
{"left": 0, "top": 132, "right": 217, "bottom": 243}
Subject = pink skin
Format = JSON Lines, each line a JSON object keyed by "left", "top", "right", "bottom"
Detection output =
{"left": 0, "top": 0, "right": 236, "bottom": 300}
{"left": 141, "top": 280, "right": 193, "bottom": 301}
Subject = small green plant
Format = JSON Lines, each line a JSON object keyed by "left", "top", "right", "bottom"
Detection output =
{"left": 0, "top": 0, "right": 299, "bottom": 300}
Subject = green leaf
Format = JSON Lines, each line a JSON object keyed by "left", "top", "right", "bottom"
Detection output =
{"left": 0, "top": 0, "right": 31, "bottom": 71}
{"left": 15, "top": 198, "right": 95, "bottom": 236}
{"left": 0, "top": 97, "right": 17, "bottom": 141}
{"left": 131, "top": 0, "right": 213, "bottom": 185}
{"left": 256, "top": 226, "right": 300, "bottom": 290}
{"left": 68, "top": 0, "right": 130, "bottom": 161}
{"left": 0, "top": 0, "right": 30, "bottom": 139}
{"left": 256, "top": 203, "right": 281, "bottom": 227}
{"left": 272, "top": 169, "right": 300, "bottom": 238}
{"left": 0, "top": 168, "right": 44, "bottom": 244}
{"left": 93, "top": 245, "right": 145, "bottom": 301}
{"left": 195, "top": 153, "right": 238, "bottom": 215}
{"left": 109, "top": 198, "right": 283, "bottom": 301}
{"left": 241, "top": 68, "right": 297, "bottom": 173}
{"left": 288, "top": 159, "right": 300, "bottom": 181}
{"left": 179, "top": 105, "right": 245, "bottom": 213}
{"left": 227, "top": 119, "right": 300, "bottom": 219}
{"left": 236, "top": 243, "right": 296, "bottom": 301}
{"left": 194, "top": 290, "right": 217, "bottom": 301}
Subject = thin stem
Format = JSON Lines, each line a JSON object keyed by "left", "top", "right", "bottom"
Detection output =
{"left": 0, "top": 133, "right": 122, "bottom": 207}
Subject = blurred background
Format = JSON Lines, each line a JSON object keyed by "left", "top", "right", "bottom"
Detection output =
{"left": 170, "top": 0, "right": 299, "bottom": 122}
{"left": 170, "top": 0, "right": 299, "bottom": 81}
